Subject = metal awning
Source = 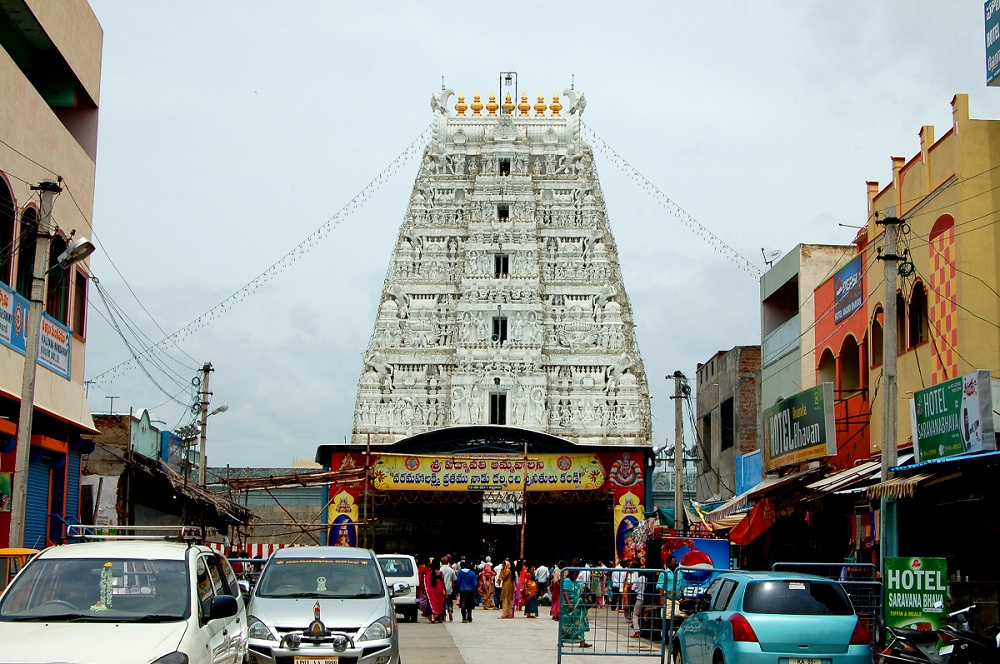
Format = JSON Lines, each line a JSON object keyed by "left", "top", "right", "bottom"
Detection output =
{"left": 705, "top": 467, "right": 821, "bottom": 521}
{"left": 866, "top": 470, "right": 960, "bottom": 499}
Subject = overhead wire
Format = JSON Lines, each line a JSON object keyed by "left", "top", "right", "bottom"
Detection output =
{"left": 87, "top": 123, "right": 433, "bottom": 387}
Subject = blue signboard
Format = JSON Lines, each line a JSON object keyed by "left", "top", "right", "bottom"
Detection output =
{"left": 0, "top": 282, "right": 72, "bottom": 379}
{"left": 988, "top": 0, "right": 1000, "bottom": 86}
{"left": 834, "top": 256, "right": 863, "bottom": 323}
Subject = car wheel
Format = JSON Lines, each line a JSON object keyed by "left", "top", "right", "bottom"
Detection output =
{"left": 671, "top": 642, "right": 684, "bottom": 664}
{"left": 713, "top": 651, "right": 725, "bottom": 664}
{"left": 406, "top": 607, "right": 418, "bottom": 623}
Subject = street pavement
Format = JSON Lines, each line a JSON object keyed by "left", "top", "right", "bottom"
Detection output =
{"left": 398, "top": 604, "right": 670, "bottom": 664}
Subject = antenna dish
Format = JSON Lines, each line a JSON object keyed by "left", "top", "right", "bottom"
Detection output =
{"left": 762, "top": 248, "right": 782, "bottom": 267}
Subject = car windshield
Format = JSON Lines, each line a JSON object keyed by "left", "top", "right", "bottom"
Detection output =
{"left": 743, "top": 579, "right": 853, "bottom": 615}
{"left": 257, "top": 557, "right": 384, "bottom": 598}
{"left": 0, "top": 558, "right": 189, "bottom": 622}
{"left": 378, "top": 557, "right": 414, "bottom": 578}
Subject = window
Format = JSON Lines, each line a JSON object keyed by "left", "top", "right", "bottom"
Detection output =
{"left": 492, "top": 316, "right": 507, "bottom": 343}
{"left": 497, "top": 204, "right": 509, "bottom": 222}
{"left": 742, "top": 580, "right": 853, "bottom": 616}
{"left": 908, "top": 283, "right": 927, "bottom": 347}
{"left": 499, "top": 158, "right": 511, "bottom": 176}
{"left": 701, "top": 414, "right": 712, "bottom": 468}
{"left": 494, "top": 254, "right": 509, "bottom": 278}
{"left": 870, "top": 308, "right": 883, "bottom": 368}
{"left": 840, "top": 336, "right": 861, "bottom": 390}
{"left": 720, "top": 398, "right": 734, "bottom": 451}
{"left": 15, "top": 207, "right": 37, "bottom": 298}
{"left": 46, "top": 236, "right": 69, "bottom": 323}
{"left": 490, "top": 393, "right": 507, "bottom": 425}
{"left": 713, "top": 579, "right": 738, "bottom": 610}
{"left": 0, "top": 177, "right": 14, "bottom": 286}
{"left": 817, "top": 348, "right": 836, "bottom": 386}
{"left": 895, "top": 292, "right": 906, "bottom": 354}
{"left": 72, "top": 271, "right": 87, "bottom": 337}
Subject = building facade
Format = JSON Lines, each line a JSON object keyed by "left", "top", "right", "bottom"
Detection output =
{"left": 0, "top": 0, "right": 102, "bottom": 547}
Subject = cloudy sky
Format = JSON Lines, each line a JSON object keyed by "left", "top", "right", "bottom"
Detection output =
{"left": 81, "top": 1, "right": 998, "bottom": 468}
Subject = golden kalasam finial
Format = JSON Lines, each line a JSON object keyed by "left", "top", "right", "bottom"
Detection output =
{"left": 502, "top": 93, "right": 515, "bottom": 115}
{"left": 534, "top": 94, "right": 547, "bottom": 117}
{"left": 486, "top": 94, "right": 499, "bottom": 117}
{"left": 518, "top": 93, "right": 531, "bottom": 116}
{"left": 471, "top": 93, "right": 484, "bottom": 117}
{"left": 455, "top": 94, "right": 467, "bottom": 116}
{"left": 550, "top": 93, "right": 562, "bottom": 117}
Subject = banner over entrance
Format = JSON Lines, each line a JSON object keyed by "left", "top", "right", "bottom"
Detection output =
{"left": 371, "top": 453, "right": 606, "bottom": 491}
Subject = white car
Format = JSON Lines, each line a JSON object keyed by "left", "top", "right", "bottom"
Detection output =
{"left": 0, "top": 539, "right": 248, "bottom": 664}
{"left": 377, "top": 554, "right": 419, "bottom": 622}
{"left": 247, "top": 546, "right": 405, "bottom": 664}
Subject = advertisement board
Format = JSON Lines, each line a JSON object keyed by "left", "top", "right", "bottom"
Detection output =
{"left": 833, "top": 256, "right": 864, "bottom": 323}
{"left": 910, "top": 369, "right": 996, "bottom": 462}
{"left": 988, "top": 0, "right": 1000, "bottom": 86}
{"left": 884, "top": 557, "right": 948, "bottom": 630}
{"left": 371, "top": 453, "right": 605, "bottom": 491}
{"left": 762, "top": 383, "right": 837, "bottom": 470}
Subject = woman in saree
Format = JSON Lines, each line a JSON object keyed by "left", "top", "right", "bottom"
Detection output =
{"left": 478, "top": 557, "right": 496, "bottom": 609}
{"left": 522, "top": 565, "right": 540, "bottom": 618}
{"left": 424, "top": 559, "right": 446, "bottom": 623}
{"left": 514, "top": 560, "right": 527, "bottom": 610}
{"left": 498, "top": 559, "right": 515, "bottom": 618}
{"left": 560, "top": 569, "right": 591, "bottom": 648}
{"left": 549, "top": 561, "right": 562, "bottom": 620}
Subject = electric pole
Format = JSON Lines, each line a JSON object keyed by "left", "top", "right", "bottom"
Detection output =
{"left": 876, "top": 208, "right": 903, "bottom": 561}
{"left": 671, "top": 371, "right": 687, "bottom": 533}
{"left": 198, "top": 362, "right": 214, "bottom": 486}
{"left": 9, "top": 180, "right": 60, "bottom": 548}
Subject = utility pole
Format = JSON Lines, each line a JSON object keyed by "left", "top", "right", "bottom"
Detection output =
{"left": 9, "top": 180, "right": 60, "bottom": 548}
{"left": 198, "top": 362, "right": 214, "bottom": 486}
{"left": 671, "top": 371, "right": 687, "bottom": 534}
{"left": 876, "top": 209, "right": 903, "bottom": 562}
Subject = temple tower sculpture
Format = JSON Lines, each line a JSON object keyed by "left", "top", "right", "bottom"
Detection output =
{"left": 352, "top": 87, "right": 651, "bottom": 447}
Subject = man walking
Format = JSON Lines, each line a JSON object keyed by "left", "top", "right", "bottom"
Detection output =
{"left": 457, "top": 560, "right": 478, "bottom": 622}
{"left": 441, "top": 554, "right": 457, "bottom": 622}
{"left": 610, "top": 560, "right": 625, "bottom": 611}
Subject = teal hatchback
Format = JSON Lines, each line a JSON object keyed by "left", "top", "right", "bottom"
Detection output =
{"left": 672, "top": 571, "right": 872, "bottom": 664}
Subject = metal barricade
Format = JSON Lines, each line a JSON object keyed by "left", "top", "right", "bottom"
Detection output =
{"left": 772, "top": 561, "right": 883, "bottom": 650}
{"left": 555, "top": 566, "right": 688, "bottom": 664}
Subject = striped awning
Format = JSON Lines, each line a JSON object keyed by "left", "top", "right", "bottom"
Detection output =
{"left": 866, "top": 472, "right": 940, "bottom": 499}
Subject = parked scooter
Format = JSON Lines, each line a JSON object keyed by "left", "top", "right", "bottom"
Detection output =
{"left": 878, "top": 605, "right": 1000, "bottom": 664}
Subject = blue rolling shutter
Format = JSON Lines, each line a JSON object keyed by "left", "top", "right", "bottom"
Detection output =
{"left": 25, "top": 460, "right": 51, "bottom": 549}
{"left": 67, "top": 450, "right": 81, "bottom": 525}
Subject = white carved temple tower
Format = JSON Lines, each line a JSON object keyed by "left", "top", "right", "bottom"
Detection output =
{"left": 351, "top": 87, "right": 651, "bottom": 448}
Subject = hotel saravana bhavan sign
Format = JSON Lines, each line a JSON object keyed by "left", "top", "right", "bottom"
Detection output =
{"left": 910, "top": 369, "right": 997, "bottom": 463}
{"left": 763, "top": 383, "right": 836, "bottom": 470}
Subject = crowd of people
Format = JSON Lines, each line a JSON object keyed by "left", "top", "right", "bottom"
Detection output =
{"left": 410, "top": 553, "right": 688, "bottom": 649}
{"left": 410, "top": 554, "right": 687, "bottom": 648}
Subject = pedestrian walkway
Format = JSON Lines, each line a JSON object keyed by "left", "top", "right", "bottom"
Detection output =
{"left": 398, "top": 606, "right": 667, "bottom": 664}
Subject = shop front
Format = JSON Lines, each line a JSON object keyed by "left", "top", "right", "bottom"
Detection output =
{"left": 316, "top": 425, "right": 649, "bottom": 564}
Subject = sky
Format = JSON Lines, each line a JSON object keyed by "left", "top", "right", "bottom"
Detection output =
{"left": 80, "top": 1, "right": 1000, "bottom": 468}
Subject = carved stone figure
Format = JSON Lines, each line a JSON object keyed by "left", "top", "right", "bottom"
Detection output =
{"left": 605, "top": 352, "right": 633, "bottom": 395}
{"left": 364, "top": 350, "right": 394, "bottom": 392}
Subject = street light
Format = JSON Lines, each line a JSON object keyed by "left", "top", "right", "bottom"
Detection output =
{"left": 9, "top": 180, "right": 95, "bottom": 547}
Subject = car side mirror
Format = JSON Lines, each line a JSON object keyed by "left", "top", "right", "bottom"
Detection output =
{"left": 209, "top": 595, "right": 239, "bottom": 621}
{"left": 392, "top": 582, "right": 411, "bottom": 597}
{"left": 679, "top": 598, "right": 698, "bottom": 614}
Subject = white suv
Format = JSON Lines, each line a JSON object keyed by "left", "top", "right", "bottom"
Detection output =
{"left": 247, "top": 546, "right": 405, "bottom": 664}
{"left": 0, "top": 539, "right": 249, "bottom": 664}
{"left": 377, "top": 554, "right": 419, "bottom": 622}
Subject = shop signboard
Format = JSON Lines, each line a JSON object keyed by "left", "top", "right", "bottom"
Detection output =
{"left": 988, "top": 0, "right": 1000, "bottom": 86}
{"left": 833, "top": 256, "right": 864, "bottom": 323}
{"left": 371, "top": 453, "right": 605, "bottom": 491}
{"left": 884, "top": 557, "right": 948, "bottom": 630}
{"left": 762, "top": 383, "right": 836, "bottom": 470}
{"left": 910, "top": 369, "right": 996, "bottom": 462}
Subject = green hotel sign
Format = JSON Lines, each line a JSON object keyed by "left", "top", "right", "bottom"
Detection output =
{"left": 762, "top": 383, "right": 836, "bottom": 470}
{"left": 910, "top": 370, "right": 996, "bottom": 463}
{"left": 885, "top": 557, "right": 948, "bottom": 630}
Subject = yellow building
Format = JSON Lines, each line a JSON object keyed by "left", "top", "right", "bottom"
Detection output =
{"left": 865, "top": 94, "right": 1000, "bottom": 453}
{"left": 0, "top": 0, "right": 102, "bottom": 547}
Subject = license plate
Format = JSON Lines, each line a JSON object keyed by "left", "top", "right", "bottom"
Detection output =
{"left": 789, "top": 659, "right": 821, "bottom": 664}
{"left": 294, "top": 658, "right": 338, "bottom": 664}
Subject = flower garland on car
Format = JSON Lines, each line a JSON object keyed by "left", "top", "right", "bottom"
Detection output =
{"left": 90, "top": 562, "right": 114, "bottom": 611}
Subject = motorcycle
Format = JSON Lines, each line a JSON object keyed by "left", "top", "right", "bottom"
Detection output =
{"left": 878, "top": 605, "right": 1000, "bottom": 664}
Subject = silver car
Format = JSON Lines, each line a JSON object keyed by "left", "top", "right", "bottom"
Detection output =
{"left": 247, "top": 546, "right": 405, "bottom": 664}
